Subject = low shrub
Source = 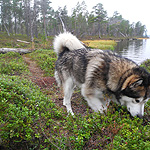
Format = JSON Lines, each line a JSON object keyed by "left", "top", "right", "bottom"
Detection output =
{"left": 141, "top": 59, "right": 150, "bottom": 72}
{"left": 0, "top": 76, "right": 150, "bottom": 149}
{"left": 0, "top": 74, "right": 65, "bottom": 149}
{"left": 0, "top": 52, "right": 28, "bottom": 75}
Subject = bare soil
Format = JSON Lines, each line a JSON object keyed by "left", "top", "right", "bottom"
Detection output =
{"left": 23, "top": 55, "right": 92, "bottom": 116}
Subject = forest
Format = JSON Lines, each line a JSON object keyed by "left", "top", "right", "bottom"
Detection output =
{"left": 0, "top": 0, "right": 148, "bottom": 41}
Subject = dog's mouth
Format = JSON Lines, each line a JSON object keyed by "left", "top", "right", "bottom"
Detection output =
{"left": 127, "top": 107, "right": 143, "bottom": 118}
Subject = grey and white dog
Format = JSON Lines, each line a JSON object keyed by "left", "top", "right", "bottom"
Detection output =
{"left": 54, "top": 32, "right": 150, "bottom": 118}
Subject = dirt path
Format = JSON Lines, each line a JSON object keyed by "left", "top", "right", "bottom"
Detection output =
{"left": 23, "top": 55, "right": 92, "bottom": 115}
{"left": 23, "top": 55, "right": 57, "bottom": 89}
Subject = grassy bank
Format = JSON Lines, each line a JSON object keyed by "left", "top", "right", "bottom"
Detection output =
{"left": 0, "top": 32, "right": 53, "bottom": 50}
{"left": 0, "top": 32, "right": 117, "bottom": 50}
{"left": 1, "top": 32, "right": 149, "bottom": 50}
{"left": 82, "top": 40, "right": 117, "bottom": 50}
{"left": 0, "top": 50, "right": 150, "bottom": 149}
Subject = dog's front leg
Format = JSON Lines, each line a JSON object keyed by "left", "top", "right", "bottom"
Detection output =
{"left": 85, "top": 96, "right": 108, "bottom": 114}
{"left": 81, "top": 85, "right": 109, "bottom": 113}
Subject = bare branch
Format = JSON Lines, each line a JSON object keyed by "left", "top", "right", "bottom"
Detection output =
{"left": 59, "top": 16, "right": 67, "bottom": 32}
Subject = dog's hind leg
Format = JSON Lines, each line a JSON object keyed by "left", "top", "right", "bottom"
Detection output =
{"left": 63, "top": 77, "right": 74, "bottom": 115}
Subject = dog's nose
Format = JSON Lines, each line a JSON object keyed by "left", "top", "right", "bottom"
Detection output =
{"left": 137, "top": 114, "right": 143, "bottom": 119}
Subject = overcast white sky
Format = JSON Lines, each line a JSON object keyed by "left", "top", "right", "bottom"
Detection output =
{"left": 50, "top": 0, "right": 150, "bottom": 35}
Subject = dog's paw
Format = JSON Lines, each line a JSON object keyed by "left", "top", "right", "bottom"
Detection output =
{"left": 67, "top": 110, "right": 74, "bottom": 116}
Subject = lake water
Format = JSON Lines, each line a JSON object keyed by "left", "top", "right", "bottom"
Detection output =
{"left": 115, "top": 39, "right": 150, "bottom": 65}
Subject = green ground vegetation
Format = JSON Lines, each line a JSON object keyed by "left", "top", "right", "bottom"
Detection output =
{"left": 141, "top": 59, "right": 150, "bottom": 73}
{"left": 0, "top": 52, "right": 28, "bottom": 75}
{"left": 0, "top": 32, "right": 117, "bottom": 50}
{"left": 0, "top": 33, "right": 150, "bottom": 149}
{"left": 0, "top": 32, "right": 53, "bottom": 49}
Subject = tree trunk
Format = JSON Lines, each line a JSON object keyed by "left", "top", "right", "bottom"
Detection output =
{"left": 14, "top": 14, "right": 17, "bottom": 34}
{"left": 25, "top": 0, "right": 30, "bottom": 37}
{"left": 98, "top": 23, "right": 101, "bottom": 38}
{"left": 4, "top": 23, "right": 10, "bottom": 36}
{"left": 43, "top": 14, "right": 47, "bottom": 40}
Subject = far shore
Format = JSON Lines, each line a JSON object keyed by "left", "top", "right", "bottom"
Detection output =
{"left": 81, "top": 36, "right": 150, "bottom": 41}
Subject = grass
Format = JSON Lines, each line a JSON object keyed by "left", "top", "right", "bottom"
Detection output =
{"left": 0, "top": 32, "right": 150, "bottom": 149}
{"left": 0, "top": 32, "right": 53, "bottom": 49}
{"left": 0, "top": 32, "right": 30, "bottom": 48}
{"left": 82, "top": 40, "right": 117, "bottom": 50}
{"left": 0, "top": 32, "right": 117, "bottom": 51}
{"left": 0, "top": 74, "right": 65, "bottom": 149}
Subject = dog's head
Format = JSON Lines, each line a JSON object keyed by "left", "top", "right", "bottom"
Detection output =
{"left": 119, "top": 67, "right": 150, "bottom": 118}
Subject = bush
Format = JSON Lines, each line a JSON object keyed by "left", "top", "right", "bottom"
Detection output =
{"left": 1, "top": 83, "right": 150, "bottom": 149}
{"left": 0, "top": 74, "right": 65, "bottom": 149}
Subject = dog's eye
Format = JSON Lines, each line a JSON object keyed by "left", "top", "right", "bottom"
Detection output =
{"left": 135, "top": 100, "right": 140, "bottom": 103}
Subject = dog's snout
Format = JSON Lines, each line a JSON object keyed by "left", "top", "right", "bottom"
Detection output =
{"left": 137, "top": 114, "right": 143, "bottom": 119}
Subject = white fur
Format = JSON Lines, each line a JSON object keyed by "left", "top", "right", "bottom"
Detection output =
{"left": 63, "top": 77, "right": 75, "bottom": 115}
{"left": 63, "top": 80, "right": 111, "bottom": 115}
{"left": 120, "top": 96, "right": 147, "bottom": 117}
{"left": 53, "top": 32, "right": 85, "bottom": 55}
{"left": 54, "top": 71, "right": 61, "bottom": 86}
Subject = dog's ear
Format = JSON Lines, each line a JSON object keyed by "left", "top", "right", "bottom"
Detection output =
{"left": 121, "top": 75, "right": 142, "bottom": 91}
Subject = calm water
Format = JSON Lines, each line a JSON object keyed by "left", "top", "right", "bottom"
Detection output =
{"left": 115, "top": 39, "right": 150, "bottom": 65}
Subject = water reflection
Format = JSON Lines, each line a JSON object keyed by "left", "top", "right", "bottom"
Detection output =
{"left": 115, "top": 39, "right": 150, "bottom": 65}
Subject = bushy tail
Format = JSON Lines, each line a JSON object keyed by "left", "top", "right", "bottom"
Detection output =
{"left": 53, "top": 32, "right": 85, "bottom": 55}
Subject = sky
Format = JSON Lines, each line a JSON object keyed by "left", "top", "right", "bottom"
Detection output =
{"left": 50, "top": 0, "right": 150, "bottom": 35}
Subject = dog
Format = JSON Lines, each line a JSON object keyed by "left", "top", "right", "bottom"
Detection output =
{"left": 53, "top": 32, "right": 150, "bottom": 118}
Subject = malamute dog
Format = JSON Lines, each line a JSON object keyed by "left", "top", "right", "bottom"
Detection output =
{"left": 54, "top": 32, "right": 150, "bottom": 118}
